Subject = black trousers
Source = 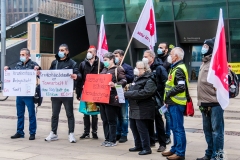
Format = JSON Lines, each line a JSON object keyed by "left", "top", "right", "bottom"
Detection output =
{"left": 130, "top": 118, "right": 151, "bottom": 151}
{"left": 148, "top": 107, "right": 166, "bottom": 147}
{"left": 83, "top": 114, "right": 98, "bottom": 133}
{"left": 100, "top": 104, "right": 118, "bottom": 143}
{"left": 51, "top": 97, "right": 75, "bottom": 134}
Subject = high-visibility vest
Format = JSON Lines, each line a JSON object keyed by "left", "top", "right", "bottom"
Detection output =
{"left": 164, "top": 64, "right": 189, "bottom": 105}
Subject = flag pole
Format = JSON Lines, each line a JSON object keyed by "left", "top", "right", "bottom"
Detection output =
{"left": 97, "top": 55, "right": 100, "bottom": 74}
{"left": 120, "top": 36, "right": 133, "bottom": 66}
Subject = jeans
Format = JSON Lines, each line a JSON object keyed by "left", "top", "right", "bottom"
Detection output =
{"left": 164, "top": 111, "right": 171, "bottom": 137}
{"left": 116, "top": 100, "right": 129, "bottom": 137}
{"left": 130, "top": 118, "right": 151, "bottom": 151}
{"left": 16, "top": 96, "right": 37, "bottom": 136}
{"left": 169, "top": 105, "right": 186, "bottom": 157}
{"left": 51, "top": 97, "right": 75, "bottom": 134}
{"left": 83, "top": 114, "right": 98, "bottom": 133}
{"left": 100, "top": 104, "right": 118, "bottom": 143}
{"left": 202, "top": 106, "right": 224, "bottom": 159}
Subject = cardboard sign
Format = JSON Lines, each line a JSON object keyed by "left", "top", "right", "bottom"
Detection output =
{"left": 228, "top": 63, "right": 240, "bottom": 74}
{"left": 81, "top": 74, "right": 112, "bottom": 103}
{"left": 40, "top": 69, "right": 73, "bottom": 97}
{"left": 3, "top": 70, "right": 36, "bottom": 96}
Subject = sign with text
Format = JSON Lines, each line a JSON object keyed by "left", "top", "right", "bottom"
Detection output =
{"left": 81, "top": 74, "right": 112, "bottom": 103}
{"left": 3, "top": 70, "right": 36, "bottom": 96}
{"left": 228, "top": 63, "right": 240, "bottom": 74}
{"left": 40, "top": 69, "right": 73, "bottom": 97}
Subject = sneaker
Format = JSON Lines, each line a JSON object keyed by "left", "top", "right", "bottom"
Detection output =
{"left": 119, "top": 136, "right": 128, "bottom": 143}
{"left": 92, "top": 132, "right": 98, "bottom": 139}
{"left": 11, "top": 133, "right": 24, "bottom": 139}
{"left": 29, "top": 134, "right": 35, "bottom": 140}
{"left": 196, "top": 156, "right": 211, "bottom": 160}
{"left": 101, "top": 141, "right": 108, "bottom": 146}
{"left": 80, "top": 132, "right": 90, "bottom": 139}
{"left": 105, "top": 142, "right": 117, "bottom": 147}
{"left": 45, "top": 131, "right": 58, "bottom": 141}
{"left": 157, "top": 146, "right": 166, "bottom": 152}
{"left": 68, "top": 133, "right": 76, "bottom": 143}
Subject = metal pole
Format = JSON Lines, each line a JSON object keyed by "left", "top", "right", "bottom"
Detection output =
{"left": 1, "top": 0, "right": 6, "bottom": 89}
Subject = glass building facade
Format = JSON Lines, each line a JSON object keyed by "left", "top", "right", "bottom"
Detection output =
{"left": 83, "top": 0, "right": 240, "bottom": 80}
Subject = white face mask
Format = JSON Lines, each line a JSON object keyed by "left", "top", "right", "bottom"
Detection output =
{"left": 167, "top": 56, "right": 172, "bottom": 64}
{"left": 86, "top": 52, "right": 93, "bottom": 60}
{"left": 142, "top": 58, "right": 149, "bottom": 64}
{"left": 134, "top": 68, "right": 139, "bottom": 76}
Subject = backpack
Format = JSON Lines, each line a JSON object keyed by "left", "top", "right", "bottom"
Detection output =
{"left": 229, "top": 70, "right": 239, "bottom": 98}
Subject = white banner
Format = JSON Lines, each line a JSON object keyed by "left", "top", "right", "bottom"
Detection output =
{"left": 40, "top": 69, "right": 73, "bottom": 97}
{"left": 3, "top": 70, "right": 36, "bottom": 96}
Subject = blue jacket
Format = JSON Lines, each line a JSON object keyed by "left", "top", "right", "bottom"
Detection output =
{"left": 122, "top": 63, "right": 134, "bottom": 84}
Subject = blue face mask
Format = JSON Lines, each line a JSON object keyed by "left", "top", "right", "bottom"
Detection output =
{"left": 201, "top": 47, "right": 208, "bottom": 55}
{"left": 103, "top": 61, "right": 110, "bottom": 68}
{"left": 20, "top": 56, "right": 26, "bottom": 62}
{"left": 115, "top": 57, "right": 119, "bottom": 64}
{"left": 58, "top": 52, "right": 65, "bottom": 58}
{"left": 157, "top": 48, "right": 163, "bottom": 55}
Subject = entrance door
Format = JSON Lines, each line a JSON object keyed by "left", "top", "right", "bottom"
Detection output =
{"left": 190, "top": 45, "right": 202, "bottom": 81}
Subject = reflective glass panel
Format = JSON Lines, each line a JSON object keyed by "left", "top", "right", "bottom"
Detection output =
{"left": 228, "top": 0, "right": 240, "bottom": 18}
{"left": 230, "top": 20, "right": 240, "bottom": 63}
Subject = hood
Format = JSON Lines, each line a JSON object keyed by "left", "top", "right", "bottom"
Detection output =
{"left": 150, "top": 58, "right": 163, "bottom": 70}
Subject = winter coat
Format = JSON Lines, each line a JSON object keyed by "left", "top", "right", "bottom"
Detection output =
{"left": 121, "top": 63, "right": 134, "bottom": 84}
{"left": 197, "top": 55, "right": 219, "bottom": 106}
{"left": 100, "top": 65, "right": 127, "bottom": 107}
{"left": 124, "top": 71, "right": 157, "bottom": 120}
{"left": 76, "top": 56, "right": 104, "bottom": 99}
{"left": 12, "top": 59, "right": 40, "bottom": 70}
{"left": 159, "top": 53, "right": 171, "bottom": 73}
{"left": 165, "top": 60, "right": 187, "bottom": 105}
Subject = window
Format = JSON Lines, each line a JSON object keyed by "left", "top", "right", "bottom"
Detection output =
{"left": 24, "top": 0, "right": 28, "bottom": 12}
{"left": 19, "top": 0, "right": 23, "bottom": 12}
{"left": 172, "top": 0, "right": 227, "bottom": 20}
{"left": 229, "top": 20, "right": 240, "bottom": 62}
{"left": 8, "top": 0, "right": 12, "bottom": 12}
{"left": 13, "top": 0, "right": 17, "bottom": 12}
{"left": 30, "top": 0, "right": 33, "bottom": 12}
{"left": 228, "top": 0, "right": 240, "bottom": 18}
{"left": 94, "top": 0, "right": 125, "bottom": 24}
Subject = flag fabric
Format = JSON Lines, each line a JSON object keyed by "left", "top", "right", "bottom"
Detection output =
{"left": 132, "top": 0, "right": 157, "bottom": 50}
{"left": 97, "top": 15, "right": 108, "bottom": 62}
{"left": 207, "top": 9, "right": 229, "bottom": 109}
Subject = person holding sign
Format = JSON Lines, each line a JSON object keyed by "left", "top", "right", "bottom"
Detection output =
{"left": 4, "top": 48, "right": 41, "bottom": 140}
{"left": 44, "top": 44, "right": 81, "bottom": 143}
{"left": 76, "top": 45, "right": 104, "bottom": 140}
{"left": 124, "top": 61, "right": 157, "bottom": 155}
{"left": 100, "top": 52, "right": 127, "bottom": 147}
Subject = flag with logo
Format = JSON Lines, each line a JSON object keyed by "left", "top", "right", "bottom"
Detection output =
{"left": 207, "top": 9, "right": 229, "bottom": 109}
{"left": 97, "top": 15, "right": 108, "bottom": 62}
{"left": 132, "top": 0, "right": 157, "bottom": 50}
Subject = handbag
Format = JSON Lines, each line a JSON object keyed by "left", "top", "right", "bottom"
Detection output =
{"left": 184, "top": 82, "right": 194, "bottom": 117}
{"left": 79, "top": 101, "right": 100, "bottom": 115}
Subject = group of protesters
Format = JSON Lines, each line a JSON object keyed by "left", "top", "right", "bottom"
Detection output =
{"left": 4, "top": 37, "right": 224, "bottom": 160}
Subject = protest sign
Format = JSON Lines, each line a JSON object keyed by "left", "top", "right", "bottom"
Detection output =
{"left": 81, "top": 74, "right": 112, "bottom": 103}
{"left": 40, "top": 69, "right": 73, "bottom": 97}
{"left": 115, "top": 85, "right": 125, "bottom": 103}
{"left": 3, "top": 70, "right": 36, "bottom": 96}
{"left": 228, "top": 63, "right": 240, "bottom": 74}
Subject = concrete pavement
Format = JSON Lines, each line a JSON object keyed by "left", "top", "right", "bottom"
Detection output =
{"left": 0, "top": 83, "right": 240, "bottom": 160}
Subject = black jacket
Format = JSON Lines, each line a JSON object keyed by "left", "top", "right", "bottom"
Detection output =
{"left": 76, "top": 56, "right": 104, "bottom": 99}
{"left": 165, "top": 60, "right": 187, "bottom": 105}
{"left": 124, "top": 71, "right": 157, "bottom": 120}
{"left": 159, "top": 53, "right": 171, "bottom": 73}
{"left": 121, "top": 63, "right": 134, "bottom": 84}
{"left": 150, "top": 58, "right": 168, "bottom": 97}
{"left": 12, "top": 59, "right": 40, "bottom": 70}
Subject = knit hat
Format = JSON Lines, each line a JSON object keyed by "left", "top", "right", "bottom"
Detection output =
{"left": 89, "top": 45, "right": 96, "bottom": 49}
{"left": 203, "top": 37, "right": 215, "bottom": 49}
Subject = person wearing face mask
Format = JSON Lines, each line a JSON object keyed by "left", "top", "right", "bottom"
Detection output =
{"left": 196, "top": 38, "right": 225, "bottom": 160}
{"left": 45, "top": 44, "right": 81, "bottom": 143}
{"left": 162, "top": 47, "right": 188, "bottom": 160}
{"left": 124, "top": 61, "right": 157, "bottom": 155}
{"left": 100, "top": 52, "right": 127, "bottom": 147}
{"left": 113, "top": 49, "right": 134, "bottom": 143}
{"left": 143, "top": 50, "right": 168, "bottom": 152}
{"left": 4, "top": 48, "right": 40, "bottom": 140}
{"left": 76, "top": 45, "right": 104, "bottom": 140}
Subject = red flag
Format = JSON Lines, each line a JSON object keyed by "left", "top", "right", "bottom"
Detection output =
{"left": 207, "top": 9, "right": 229, "bottom": 109}
{"left": 97, "top": 15, "right": 108, "bottom": 62}
{"left": 132, "top": 0, "right": 157, "bottom": 50}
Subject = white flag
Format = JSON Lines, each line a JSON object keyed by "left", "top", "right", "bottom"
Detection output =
{"left": 132, "top": 0, "right": 157, "bottom": 50}
{"left": 97, "top": 15, "right": 108, "bottom": 62}
{"left": 207, "top": 9, "right": 229, "bottom": 109}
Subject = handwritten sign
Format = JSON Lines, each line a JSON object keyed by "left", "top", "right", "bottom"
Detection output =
{"left": 3, "top": 70, "right": 36, "bottom": 96}
{"left": 81, "top": 74, "right": 112, "bottom": 103}
{"left": 115, "top": 85, "right": 125, "bottom": 103}
{"left": 40, "top": 69, "right": 73, "bottom": 97}
{"left": 228, "top": 63, "right": 240, "bottom": 74}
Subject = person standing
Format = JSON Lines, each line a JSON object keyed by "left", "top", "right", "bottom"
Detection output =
{"left": 113, "top": 49, "right": 134, "bottom": 143}
{"left": 4, "top": 48, "right": 40, "bottom": 140}
{"left": 196, "top": 38, "right": 225, "bottom": 160}
{"left": 45, "top": 44, "right": 81, "bottom": 143}
{"left": 77, "top": 45, "right": 104, "bottom": 140}
{"left": 162, "top": 47, "right": 188, "bottom": 160}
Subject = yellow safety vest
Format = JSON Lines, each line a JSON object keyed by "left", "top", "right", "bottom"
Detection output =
{"left": 164, "top": 64, "right": 189, "bottom": 105}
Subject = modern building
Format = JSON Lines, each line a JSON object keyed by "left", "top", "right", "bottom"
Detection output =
{"left": 80, "top": 0, "right": 240, "bottom": 81}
